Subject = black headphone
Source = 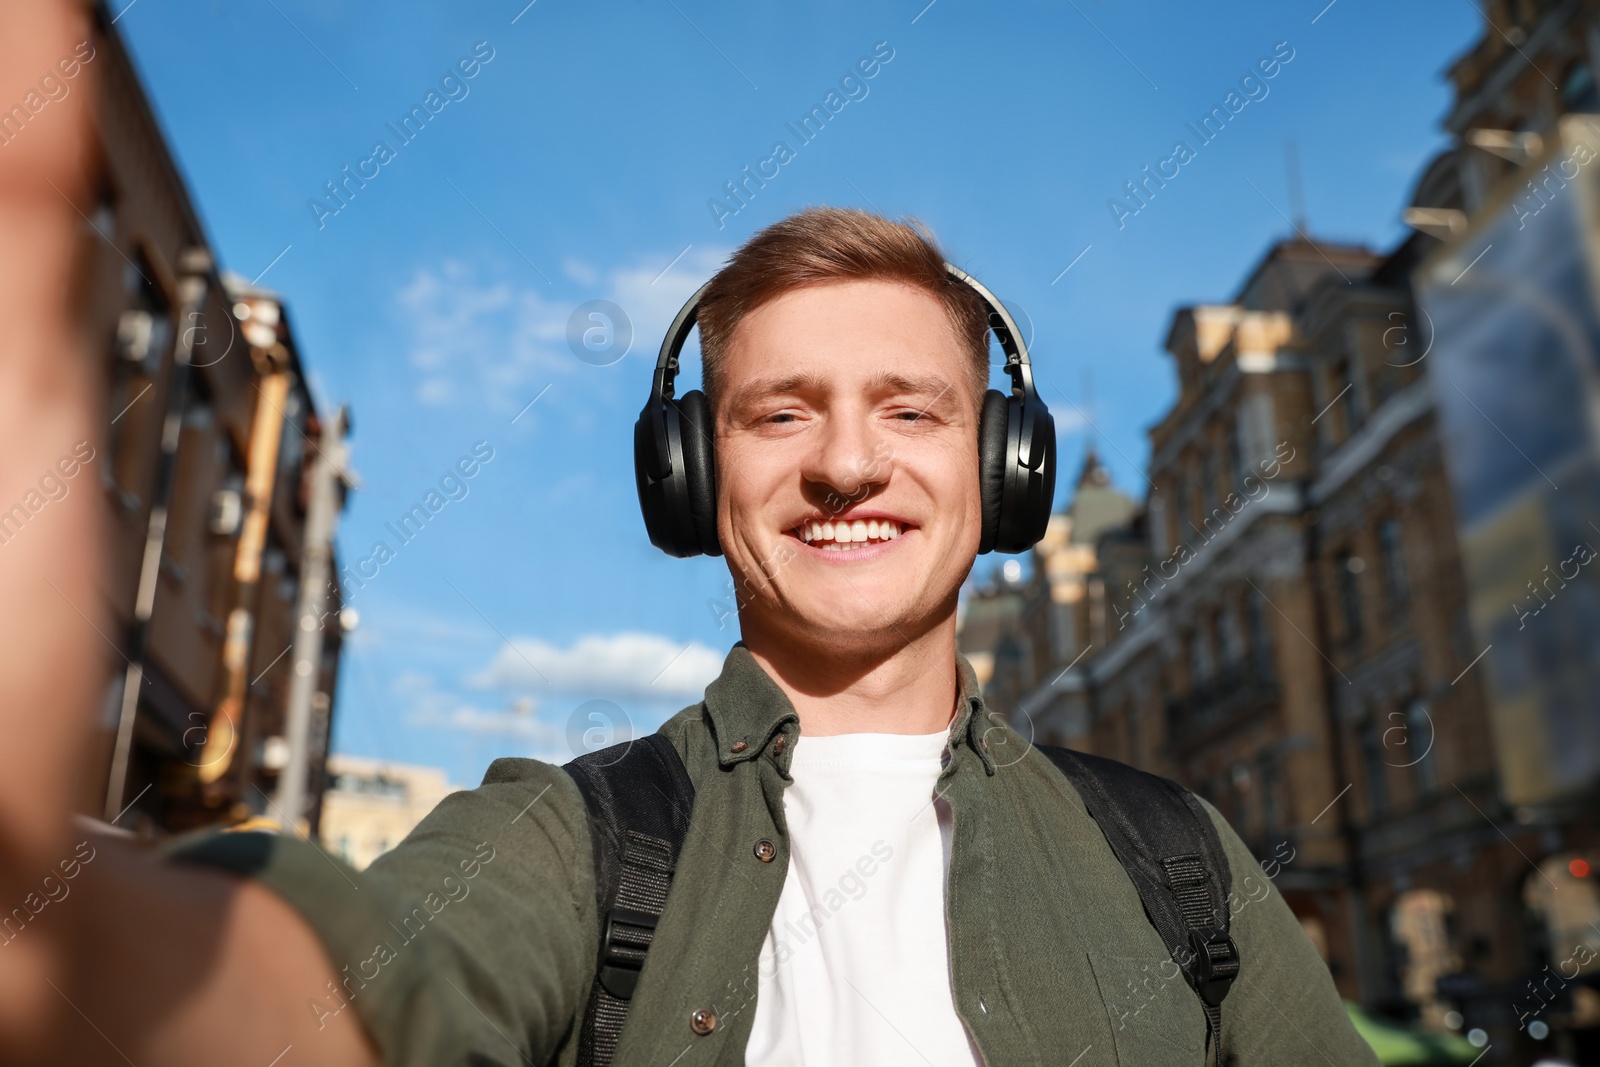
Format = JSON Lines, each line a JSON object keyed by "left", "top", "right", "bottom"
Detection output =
{"left": 634, "top": 263, "right": 1056, "bottom": 558}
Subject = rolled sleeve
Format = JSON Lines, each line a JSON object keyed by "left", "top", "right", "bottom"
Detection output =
{"left": 165, "top": 757, "right": 597, "bottom": 1067}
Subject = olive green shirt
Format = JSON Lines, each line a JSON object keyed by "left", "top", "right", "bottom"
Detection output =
{"left": 172, "top": 643, "right": 1378, "bottom": 1066}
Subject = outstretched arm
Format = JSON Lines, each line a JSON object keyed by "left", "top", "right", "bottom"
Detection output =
{"left": 0, "top": 4, "right": 375, "bottom": 1061}
{"left": 32, "top": 833, "right": 380, "bottom": 1066}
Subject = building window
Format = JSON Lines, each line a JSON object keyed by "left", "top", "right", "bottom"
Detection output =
{"left": 1260, "top": 756, "right": 1283, "bottom": 835}
{"left": 1227, "top": 427, "right": 1245, "bottom": 493}
{"left": 1188, "top": 626, "right": 1214, "bottom": 687}
{"left": 1239, "top": 392, "right": 1276, "bottom": 472}
{"left": 1336, "top": 359, "right": 1364, "bottom": 438}
{"left": 1405, "top": 697, "right": 1436, "bottom": 795}
{"left": 1218, "top": 605, "right": 1244, "bottom": 671}
{"left": 1247, "top": 590, "right": 1275, "bottom": 679}
{"left": 1378, "top": 518, "right": 1410, "bottom": 614}
{"left": 1172, "top": 479, "right": 1191, "bottom": 546}
{"left": 1050, "top": 600, "right": 1075, "bottom": 664}
{"left": 117, "top": 256, "right": 173, "bottom": 374}
{"left": 1149, "top": 492, "right": 1170, "bottom": 558}
{"left": 1336, "top": 551, "right": 1365, "bottom": 648}
{"left": 1563, "top": 62, "right": 1599, "bottom": 113}
{"left": 1201, "top": 448, "right": 1221, "bottom": 517}
{"left": 277, "top": 385, "right": 306, "bottom": 482}
{"left": 1126, "top": 703, "right": 1141, "bottom": 766}
{"left": 109, "top": 253, "right": 173, "bottom": 495}
{"left": 1361, "top": 715, "right": 1389, "bottom": 818}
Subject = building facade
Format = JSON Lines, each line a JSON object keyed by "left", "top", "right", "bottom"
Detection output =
{"left": 70, "top": 3, "right": 350, "bottom": 836}
{"left": 968, "top": 2, "right": 1600, "bottom": 1062}
{"left": 320, "top": 755, "right": 462, "bottom": 871}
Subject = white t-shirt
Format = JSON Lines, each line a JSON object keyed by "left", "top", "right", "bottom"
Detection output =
{"left": 744, "top": 728, "right": 986, "bottom": 1066}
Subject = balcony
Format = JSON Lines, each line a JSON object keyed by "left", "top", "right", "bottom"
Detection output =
{"left": 1164, "top": 662, "right": 1281, "bottom": 751}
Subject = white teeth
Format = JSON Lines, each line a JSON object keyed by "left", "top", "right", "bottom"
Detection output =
{"left": 795, "top": 517, "right": 905, "bottom": 549}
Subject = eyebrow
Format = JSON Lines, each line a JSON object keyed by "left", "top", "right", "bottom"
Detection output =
{"left": 724, "top": 370, "right": 961, "bottom": 416}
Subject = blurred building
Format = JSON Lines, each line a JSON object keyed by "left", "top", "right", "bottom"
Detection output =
{"left": 961, "top": 450, "right": 1137, "bottom": 742}
{"left": 68, "top": 3, "right": 352, "bottom": 836}
{"left": 320, "top": 755, "right": 461, "bottom": 871}
{"left": 967, "top": 2, "right": 1600, "bottom": 1062}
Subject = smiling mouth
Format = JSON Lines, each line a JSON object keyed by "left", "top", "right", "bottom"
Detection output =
{"left": 792, "top": 518, "right": 906, "bottom": 552}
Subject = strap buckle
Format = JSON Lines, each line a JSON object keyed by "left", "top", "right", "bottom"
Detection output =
{"left": 1188, "top": 928, "right": 1240, "bottom": 1007}
{"left": 598, "top": 907, "right": 658, "bottom": 999}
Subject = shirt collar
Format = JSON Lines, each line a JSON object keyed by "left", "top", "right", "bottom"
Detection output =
{"left": 702, "top": 642, "right": 799, "bottom": 766}
{"left": 949, "top": 651, "right": 999, "bottom": 775}
{"left": 702, "top": 641, "right": 997, "bottom": 775}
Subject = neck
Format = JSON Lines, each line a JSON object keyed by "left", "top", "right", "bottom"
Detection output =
{"left": 739, "top": 611, "right": 962, "bottom": 736}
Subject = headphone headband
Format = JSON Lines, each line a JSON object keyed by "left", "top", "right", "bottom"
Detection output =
{"left": 650, "top": 264, "right": 1039, "bottom": 408}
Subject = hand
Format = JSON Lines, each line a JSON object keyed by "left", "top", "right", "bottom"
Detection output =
{"left": 0, "top": 0, "right": 108, "bottom": 1054}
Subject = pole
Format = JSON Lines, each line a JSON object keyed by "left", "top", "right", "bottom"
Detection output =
{"left": 271, "top": 404, "right": 350, "bottom": 831}
{"left": 104, "top": 248, "right": 212, "bottom": 822}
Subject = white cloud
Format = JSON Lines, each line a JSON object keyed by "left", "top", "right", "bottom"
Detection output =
{"left": 397, "top": 245, "right": 731, "bottom": 412}
{"left": 342, "top": 601, "right": 492, "bottom": 653}
{"left": 561, "top": 258, "right": 599, "bottom": 287}
{"left": 604, "top": 245, "right": 729, "bottom": 348}
{"left": 409, "top": 702, "right": 560, "bottom": 743}
{"left": 1051, "top": 403, "right": 1091, "bottom": 435}
{"left": 397, "top": 260, "right": 570, "bottom": 410}
{"left": 399, "top": 671, "right": 560, "bottom": 744}
{"left": 468, "top": 631, "right": 727, "bottom": 701}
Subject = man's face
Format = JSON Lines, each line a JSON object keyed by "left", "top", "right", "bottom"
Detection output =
{"left": 714, "top": 279, "right": 983, "bottom": 656}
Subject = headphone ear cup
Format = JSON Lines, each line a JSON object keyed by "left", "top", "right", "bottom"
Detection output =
{"left": 676, "top": 389, "right": 722, "bottom": 557}
{"left": 633, "top": 409, "right": 672, "bottom": 552}
{"left": 634, "top": 400, "right": 696, "bottom": 557}
{"left": 977, "top": 389, "right": 1010, "bottom": 555}
{"left": 995, "top": 400, "right": 1056, "bottom": 553}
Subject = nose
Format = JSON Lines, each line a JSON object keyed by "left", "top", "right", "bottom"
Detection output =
{"left": 799, "top": 406, "right": 892, "bottom": 512}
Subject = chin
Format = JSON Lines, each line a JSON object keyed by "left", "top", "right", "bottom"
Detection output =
{"left": 786, "top": 590, "right": 933, "bottom": 646}
{"left": 786, "top": 619, "right": 910, "bottom": 660}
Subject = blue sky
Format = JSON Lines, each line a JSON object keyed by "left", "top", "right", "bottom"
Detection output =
{"left": 119, "top": 0, "right": 1481, "bottom": 785}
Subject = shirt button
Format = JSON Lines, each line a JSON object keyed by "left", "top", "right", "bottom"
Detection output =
{"left": 772, "top": 734, "right": 786, "bottom": 755}
{"left": 690, "top": 1006, "right": 718, "bottom": 1035}
{"left": 753, "top": 839, "right": 777, "bottom": 863}
{"left": 730, "top": 740, "right": 749, "bottom": 754}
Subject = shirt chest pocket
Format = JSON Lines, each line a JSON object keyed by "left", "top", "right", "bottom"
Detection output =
{"left": 1086, "top": 951, "right": 1208, "bottom": 1066}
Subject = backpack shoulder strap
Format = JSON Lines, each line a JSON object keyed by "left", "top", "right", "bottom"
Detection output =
{"left": 563, "top": 733, "right": 696, "bottom": 1067}
{"left": 1038, "top": 744, "right": 1240, "bottom": 1058}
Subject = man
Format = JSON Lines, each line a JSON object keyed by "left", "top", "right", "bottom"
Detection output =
{"left": 6, "top": 197, "right": 1377, "bottom": 1064}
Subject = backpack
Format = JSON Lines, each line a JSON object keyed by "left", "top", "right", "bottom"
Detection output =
{"left": 562, "top": 735, "right": 1240, "bottom": 1067}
